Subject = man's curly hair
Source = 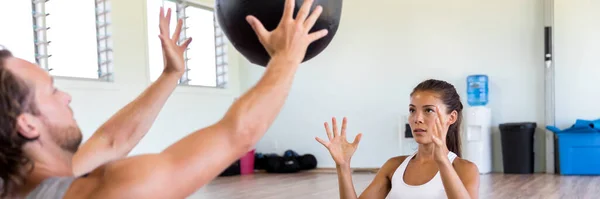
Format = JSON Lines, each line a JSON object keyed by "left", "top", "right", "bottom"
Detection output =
{"left": 0, "top": 48, "right": 39, "bottom": 198}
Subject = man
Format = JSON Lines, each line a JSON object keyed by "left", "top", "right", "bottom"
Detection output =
{"left": 0, "top": 0, "right": 328, "bottom": 198}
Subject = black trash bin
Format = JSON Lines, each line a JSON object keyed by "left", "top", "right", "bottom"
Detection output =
{"left": 499, "top": 122, "right": 537, "bottom": 174}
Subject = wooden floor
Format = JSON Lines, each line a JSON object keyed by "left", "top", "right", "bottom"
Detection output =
{"left": 188, "top": 172, "right": 600, "bottom": 199}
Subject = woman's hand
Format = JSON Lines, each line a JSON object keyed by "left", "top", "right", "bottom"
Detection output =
{"left": 432, "top": 106, "right": 451, "bottom": 164}
{"left": 316, "top": 117, "right": 362, "bottom": 167}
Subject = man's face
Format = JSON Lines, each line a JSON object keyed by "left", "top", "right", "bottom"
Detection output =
{"left": 6, "top": 57, "right": 82, "bottom": 153}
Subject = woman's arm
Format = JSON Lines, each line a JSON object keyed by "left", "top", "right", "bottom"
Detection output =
{"left": 316, "top": 117, "right": 405, "bottom": 199}
{"left": 438, "top": 158, "right": 480, "bottom": 199}
{"left": 356, "top": 156, "right": 405, "bottom": 199}
{"left": 315, "top": 117, "right": 362, "bottom": 199}
{"left": 335, "top": 157, "right": 403, "bottom": 199}
{"left": 430, "top": 106, "right": 480, "bottom": 199}
{"left": 335, "top": 164, "right": 359, "bottom": 199}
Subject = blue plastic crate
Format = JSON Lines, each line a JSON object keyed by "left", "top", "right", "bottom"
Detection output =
{"left": 554, "top": 132, "right": 600, "bottom": 175}
{"left": 548, "top": 119, "right": 600, "bottom": 175}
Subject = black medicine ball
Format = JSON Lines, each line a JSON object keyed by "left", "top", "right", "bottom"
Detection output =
{"left": 215, "top": 0, "right": 343, "bottom": 67}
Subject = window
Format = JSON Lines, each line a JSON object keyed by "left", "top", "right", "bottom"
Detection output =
{"left": 147, "top": 0, "right": 228, "bottom": 88}
{"left": 0, "top": 0, "right": 36, "bottom": 63}
{"left": 32, "top": 0, "right": 113, "bottom": 81}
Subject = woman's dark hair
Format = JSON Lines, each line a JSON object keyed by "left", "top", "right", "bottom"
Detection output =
{"left": 411, "top": 79, "right": 463, "bottom": 157}
{"left": 0, "top": 48, "right": 38, "bottom": 198}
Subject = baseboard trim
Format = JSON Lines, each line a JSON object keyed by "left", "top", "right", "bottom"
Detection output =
{"left": 305, "top": 168, "right": 380, "bottom": 174}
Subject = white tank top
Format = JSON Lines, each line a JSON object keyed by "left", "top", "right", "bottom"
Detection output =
{"left": 386, "top": 152, "right": 458, "bottom": 199}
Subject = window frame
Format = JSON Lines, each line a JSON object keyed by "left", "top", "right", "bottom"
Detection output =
{"left": 31, "top": 0, "right": 114, "bottom": 81}
{"left": 158, "top": 0, "right": 229, "bottom": 89}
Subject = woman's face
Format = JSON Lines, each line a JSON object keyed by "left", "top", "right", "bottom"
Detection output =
{"left": 408, "top": 90, "right": 457, "bottom": 144}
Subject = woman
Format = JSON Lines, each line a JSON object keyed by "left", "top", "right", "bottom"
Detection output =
{"left": 315, "top": 79, "right": 480, "bottom": 199}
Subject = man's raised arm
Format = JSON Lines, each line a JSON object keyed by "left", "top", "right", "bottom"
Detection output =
{"left": 83, "top": 0, "right": 328, "bottom": 198}
{"left": 71, "top": 8, "right": 192, "bottom": 176}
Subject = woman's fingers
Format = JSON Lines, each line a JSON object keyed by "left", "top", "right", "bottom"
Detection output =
{"left": 315, "top": 137, "right": 329, "bottom": 148}
{"left": 332, "top": 117, "right": 339, "bottom": 137}
{"left": 341, "top": 117, "right": 347, "bottom": 137}
{"left": 324, "top": 122, "right": 333, "bottom": 141}
{"left": 352, "top": 133, "right": 362, "bottom": 147}
{"left": 435, "top": 106, "right": 447, "bottom": 139}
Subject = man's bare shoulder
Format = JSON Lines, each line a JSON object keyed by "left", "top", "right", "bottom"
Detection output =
{"left": 60, "top": 161, "right": 114, "bottom": 199}
{"left": 61, "top": 175, "right": 101, "bottom": 199}
{"left": 63, "top": 154, "right": 173, "bottom": 199}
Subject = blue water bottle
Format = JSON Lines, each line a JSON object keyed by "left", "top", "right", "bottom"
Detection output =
{"left": 467, "top": 75, "right": 488, "bottom": 106}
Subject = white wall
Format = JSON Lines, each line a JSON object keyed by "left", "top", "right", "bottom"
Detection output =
{"left": 50, "top": 0, "right": 244, "bottom": 155}
{"left": 242, "top": 0, "right": 546, "bottom": 172}
{"left": 554, "top": 0, "right": 600, "bottom": 129}
{"left": 2, "top": 0, "right": 551, "bottom": 173}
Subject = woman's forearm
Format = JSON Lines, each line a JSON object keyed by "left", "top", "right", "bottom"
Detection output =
{"left": 438, "top": 159, "right": 472, "bottom": 199}
{"left": 336, "top": 164, "right": 359, "bottom": 199}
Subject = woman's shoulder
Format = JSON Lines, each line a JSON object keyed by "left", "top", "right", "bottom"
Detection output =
{"left": 452, "top": 157, "right": 480, "bottom": 178}
{"left": 388, "top": 155, "right": 410, "bottom": 164}
{"left": 371, "top": 155, "right": 408, "bottom": 181}
{"left": 379, "top": 155, "right": 410, "bottom": 176}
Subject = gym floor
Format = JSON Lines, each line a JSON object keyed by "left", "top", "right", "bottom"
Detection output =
{"left": 188, "top": 172, "right": 600, "bottom": 199}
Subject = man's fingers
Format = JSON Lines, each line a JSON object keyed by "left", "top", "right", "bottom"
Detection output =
{"left": 281, "top": 0, "right": 296, "bottom": 21}
{"left": 296, "top": 0, "right": 314, "bottom": 23}
{"left": 159, "top": 8, "right": 171, "bottom": 37}
{"left": 159, "top": 7, "right": 164, "bottom": 23}
{"left": 304, "top": 5, "right": 323, "bottom": 30}
{"left": 181, "top": 37, "right": 192, "bottom": 49}
{"left": 246, "top": 15, "right": 269, "bottom": 40}
{"left": 159, "top": 11, "right": 166, "bottom": 35}
{"left": 308, "top": 29, "right": 329, "bottom": 42}
{"left": 165, "top": 8, "right": 172, "bottom": 33}
{"left": 173, "top": 18, "right": 183, "bottom": 44}
{"left": 158, "top": 34, "right": 168, "bottom": 47}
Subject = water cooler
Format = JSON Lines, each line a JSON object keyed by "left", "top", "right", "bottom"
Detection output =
{"left": 463, "top": 75, "right": 493, "bottom": 174}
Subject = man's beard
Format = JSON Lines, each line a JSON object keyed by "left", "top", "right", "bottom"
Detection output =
{"left": 47, "top": 124, "right": 83, "bottom": 154}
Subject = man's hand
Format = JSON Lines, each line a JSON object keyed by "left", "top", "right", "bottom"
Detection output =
{"left": 71, "top": 7, "right": 193, "bottom": 177}
{"left": 246, "top": 0, "right": 328, "bottom": 64}
{"left": 159, "top": 7, "right": 192, "bottom": 77}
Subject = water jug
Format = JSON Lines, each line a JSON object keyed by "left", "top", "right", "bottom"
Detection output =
{"left": 467, "top": 75, "right": 488, "bottom": 106}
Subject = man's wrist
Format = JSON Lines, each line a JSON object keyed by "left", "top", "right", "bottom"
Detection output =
{"left": 160, "top": 70, "right": 184, "bottom": 81}
{"left": 270, "top": 52, "right": 303, "bottom": 67}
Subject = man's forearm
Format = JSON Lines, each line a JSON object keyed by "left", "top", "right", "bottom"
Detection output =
{"left": 73, "top": 72, "right": 181, "bottom": 175}
{"left": 96, "top": 72, "right": 181, "bottom": 150}
{"left": 221, "top": 55, "right": 300, "bottom": 145}
{"left": 153, "top": 55, "right": 302, "bottom": 196}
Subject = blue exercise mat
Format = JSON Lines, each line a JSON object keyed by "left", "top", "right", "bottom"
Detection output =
{"left": 547, "top": 119, "right": 600, "bottom": 134}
